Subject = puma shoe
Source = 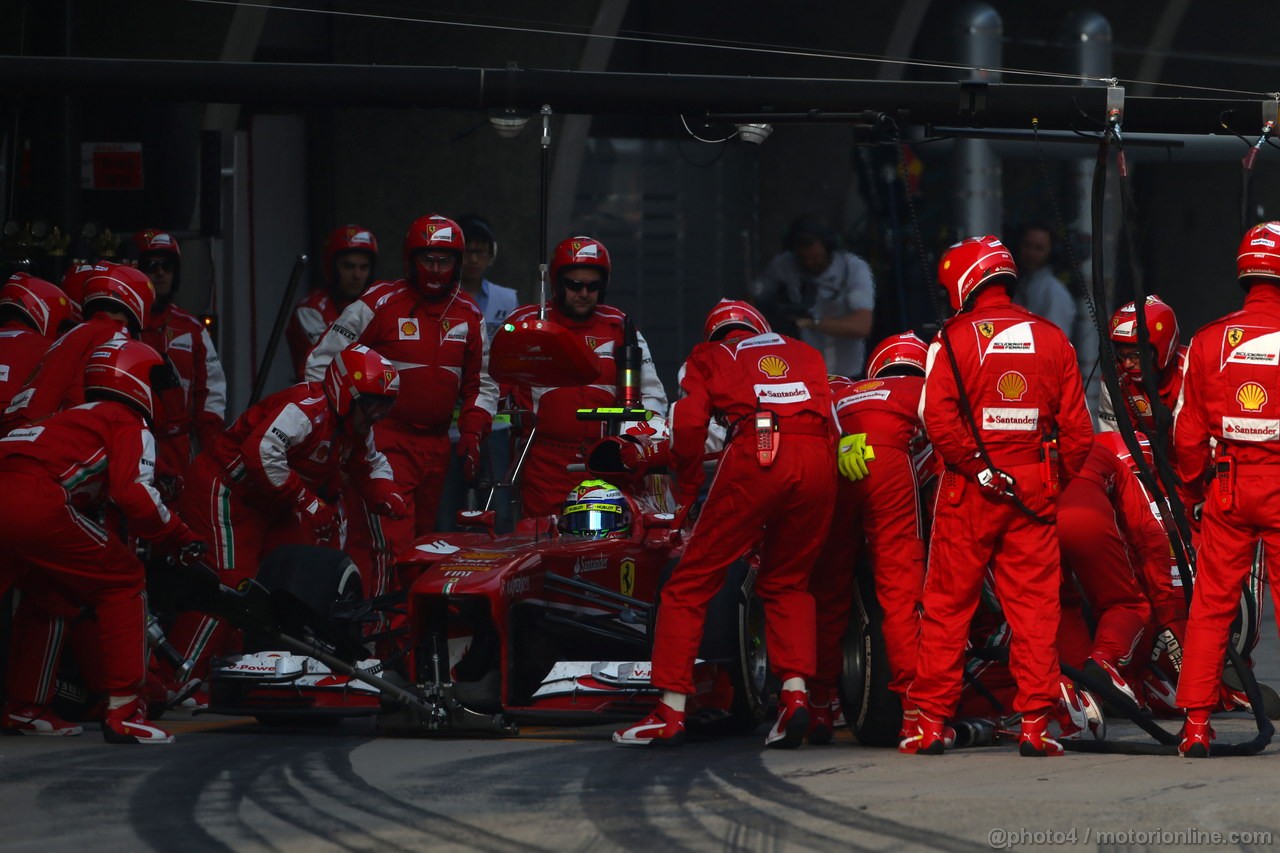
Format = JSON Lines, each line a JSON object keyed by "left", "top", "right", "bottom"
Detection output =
{"left": 613, "top": 700, "right": 686, "bottom": 747}
{"left": 1141, "top": 670, "right": 1180, "bottom": 718}
{"left": 1018, "top": 711, "right": 1064, "bottom": 757}
{"left": 2, "top": 703, "right": 83, "bottom": 737}
{"left": 1178, "top": 710, "right": 1214, "bottom": 758}
{"left": 1220, "top": 669, "right": 1280, "bottom": 720}
{"left": 765, "top": 689, "right": 810, "bottom": 749}
{"left": 1085, "top": 657, "right": 1138, "bottom": 705}
{"left": 1055, "top": 679, "right": 1105, "bottom": 741}
{"left": 102, "top": 697, "right": 175, "bottom": 744}
{"left": 899, "top": 710, "right": 949, "bottom": 755}
{"left": 806, "top": 686, "right": 836, "bottom": 745}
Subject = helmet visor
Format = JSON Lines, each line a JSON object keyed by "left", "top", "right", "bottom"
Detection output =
{"left": 558, "top": 502, "right": 628, "bottom": 539}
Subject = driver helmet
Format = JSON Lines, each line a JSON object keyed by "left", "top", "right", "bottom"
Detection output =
{"left": 558, "top": 479, "right": 633, "bottom": 540}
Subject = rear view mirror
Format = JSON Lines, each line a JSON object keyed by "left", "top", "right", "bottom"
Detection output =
{"left": 456, "top": 509, "right": 497, "bottom": 537}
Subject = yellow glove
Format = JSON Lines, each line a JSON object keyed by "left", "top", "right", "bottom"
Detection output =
{"left": 837, "top": 433, "right": 876, "bottom": 481}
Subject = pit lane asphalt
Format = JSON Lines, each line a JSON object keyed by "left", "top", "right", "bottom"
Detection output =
{"left": 5, "top": 637, "right": 1280, "bottom": 852}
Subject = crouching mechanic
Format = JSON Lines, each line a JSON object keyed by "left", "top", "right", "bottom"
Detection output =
{"left": 615, "top": 299, "right": 837, "bottom": 748}
{"left": 1173, "top": 222, "right": 1280, "bottom": 756}
{"left": 0, "top": 340, "right": 203, "bottom": 743}
{"left": 810, "top": 332, "right": 929, "bottom": 745}
{"left": 905, "top": 236, "right": 1092, "bottom": 757}
{"left": 160, "top": 344, "right": 405, "bottom": 696}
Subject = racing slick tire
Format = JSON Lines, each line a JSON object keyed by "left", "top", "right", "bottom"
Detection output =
{"left": 839, "top": 567, "right": 902, "bottom": 747}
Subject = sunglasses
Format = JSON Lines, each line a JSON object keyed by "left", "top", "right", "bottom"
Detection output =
{"left": 562, "top": 277, "right": 603, "bottom": 293}
{"left": 143, "top": 258, "right": 175, "bottom": 273}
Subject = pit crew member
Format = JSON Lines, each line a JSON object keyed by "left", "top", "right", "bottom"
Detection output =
{"left": 0, "top": 273, "right": 77, "bottom": 409}
{"left": 287, "top": 224, "right": 378, "bottom": 379}
{"left": 614, "top": 299, "right": 836, "bottom": 749}
{"left": 905, "top": 236, "right": 1093, "bottom": 757}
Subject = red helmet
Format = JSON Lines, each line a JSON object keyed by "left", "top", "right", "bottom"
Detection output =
{"left": 703, "top": 298, "right": 770, "bottom": 342}
{"left": 132, "top": 229, "right": 181, "bottom": 260}
{"left": 323, "top": 344, "right": 400, "bottom": 418}
{"left": 402, "top": 214, "right": 465, "bottom": 297}
{"left": 60, "top": 262, "right": 97, "bottom": 318}
{"left": 81, "top": 264, "right": 155, "bottom": 332}
{"left": 1237, "top": 222, "right": 1280, "bottom": 286}
{"left": 83, "top": 339, "right": 168, "bottom": 421}
{"left": 866, "top": 332, "right": 928, "bottom": 378}
{"left": 1109, "top": 295, "right": 1180, "bottom": 373}
{"left": 937, "top": 236, "right": 1017, "bottom": 312}
{"left": 1092, "top": 429, "right": 1154, "bottom": 473}
{"left": 322, "top": 224, "right": 378, "bottom": 284}
{"left": 550, "top": 236, "right": 611, "bottom": 302}
{"left": 0, "top": 273, "right": 76, "bottom": 339}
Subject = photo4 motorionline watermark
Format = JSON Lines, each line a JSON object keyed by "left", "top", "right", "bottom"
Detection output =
{"left": 988, "top": 826, "right": 1272, "bottom": 849}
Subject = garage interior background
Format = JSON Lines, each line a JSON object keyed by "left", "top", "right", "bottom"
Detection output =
{"left": 2, "top": 0, "right": 1278, "bottom": 414}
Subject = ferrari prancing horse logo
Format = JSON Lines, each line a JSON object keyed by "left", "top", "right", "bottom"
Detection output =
{"left": 620, "top": 558, "right": 636, "bottom": 597}
{"left": 1228, "top": 327, "right": 1244, "bottom": 347}
{"left": 978, "top": 322, "right": 995, "bottom": 338}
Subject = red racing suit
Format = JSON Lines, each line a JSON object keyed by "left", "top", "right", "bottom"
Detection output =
{"left": 141, "top": 303, "right": 227, "bottom": 481}
{"left": 1173, "top": 284, "right": 1280, "bottom": 711}
{"left": 163, "top": 382, "right": 397, "bottom": 682}
{"left": 286, "top": 290, "right": 346, "bottom": 381}
{"left": 0, "top": 402, "right": 197, "bottom": 704}
{"left": 304, "top": 282, "right": 496, "bottom": 597}
{"left": 810, "top": 374, "right": 926, "bottom": 703}
{"left": 1058, "top": 435, "right": 1169, "bottom": 672}
{"left": 0, "top": 321, "right": 51, "bottom": 410}
{"left": 507, "top": 301, "right": 668, "bottom": 516}
{"left": 653, "top": 330, "right": 836, "bottom": 695}
{"left": 909, "top": 287, "right": 1093, "bottom": 719}
{"left": 2, "top": 315, "right": 129, "bottom": 428}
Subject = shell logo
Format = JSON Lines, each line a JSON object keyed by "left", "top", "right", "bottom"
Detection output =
{"left": 1237, "top": 382, "right": 1268, "bottom": 412}
{"left": 758, "top": 355, "right": 789, "bottom": 378}
{"left": 353, "top": 371, "right": 363, "bottom": 380}
{"left": 401, "top": 320, "right": 417, "bottom": 336}
{"left": 996, "top": 370, "right": 1027, "bottom": 401}
{"left": 1133, "top": 397, "right": 1150, "bottom": 415}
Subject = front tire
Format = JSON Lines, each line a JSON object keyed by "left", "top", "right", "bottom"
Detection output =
{"left": 839, "top": 569, "right": 902, "bottom": 746}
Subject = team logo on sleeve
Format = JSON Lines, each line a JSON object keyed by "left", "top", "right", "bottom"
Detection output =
{"left": 399, "top": 319, "right": 420, "bottom": 340}
{"left": 758, "top": 355, "right": 790, "bottom": 378}
{"left": 444, "top": 321, "right": 469, "bottom": 343}
{"left": 996, "top": 370, "right": 1027, "bottom": 401}
{"left": 1228, "top": 327, "right": 1244, "bottom": 347}
{"left": 975, "top": 319, "right": 1036, "bottom": 361}
{"left": 978, "top": 322, "right": 995, "bottom": 338}
{"left": 1237, "top": 382, "right": 1268, "bottom": 412}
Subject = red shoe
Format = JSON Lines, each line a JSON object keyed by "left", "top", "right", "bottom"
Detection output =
{"left": 1055, "top": 679, "right": 1105, "bottom": 741}
{"left": 3, "top": 703, "right": 83, "bottom": 737}
{"left": 899, "top": 710, "right": 948, "bottom": 755}
{"left": 806, "top": 685, "right": 836, "bottom": 745}
{"left": 613, "top": 700, "right": 686, "bottom": 747}
{"left": 102, "top": 697, "right": 175, "bottom": 744}
{"left": 1086, "top": 657, "right": 1138, "bottom": 705}
{"left": 1018, "top": 711, "right": 1064, "bottom": 757}
{"left": 1178, "top": 710, "right": 1214, "bottom": 758}
{"left": 765, "top": 689, "right": 810, "bottom": 749}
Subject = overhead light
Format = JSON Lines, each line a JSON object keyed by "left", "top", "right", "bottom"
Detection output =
{"left": 489, "top": 108, "right": 531, "bottom": 139}
{"left": 736, "top": 122, "right": 774, "bottom": 145}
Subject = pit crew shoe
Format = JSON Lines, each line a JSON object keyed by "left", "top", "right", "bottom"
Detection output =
{"left": 765, "top": 689, "right": 809, "bottom": 749}
{"left": 899, "top": 710, "right": 949, "bottom": 755}
{"left": 1055, "top": 679, "right": 1105, "bottom": 741}
{"left": 1018, "top": 711, "right": 1064, "bottom": 757}
{"left": 613, "top": 700, "right": 685, "bottom": 747}
{"left": 2, "top": 703, "right": 83, "bottom": 737}
{"left": 806, "top": 686, "right": 836, "bottom": 745}
{"left": 102, "top": 698, "right": 175, "bottom": 745}
{"left": 1220, "top": 669, "right": 1280, "bottom": 720}
{"left": 1085, "top": 657, "right": 1138, "bottom": 705}
{"left": 1141, "top": 670, "right": 1180, "bottom": 717}
{"left": 1178, "top": 710, "right": 1214, "bottom": 758}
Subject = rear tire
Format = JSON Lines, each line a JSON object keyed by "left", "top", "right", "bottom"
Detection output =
{"left": 839, "top": 569, "right": 902, "bottom": 747}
